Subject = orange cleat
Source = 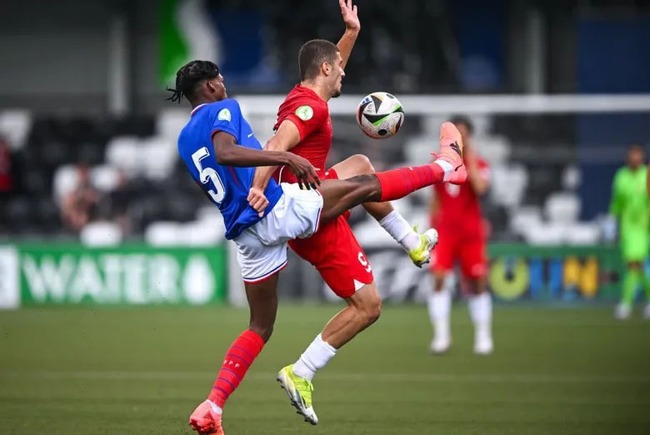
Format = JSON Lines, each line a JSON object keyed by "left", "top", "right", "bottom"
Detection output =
{"left": 433, "top": 121, "right": 467, "bottom": 184}
{"left": 188, "top": 400, "right": 225, "bottom": 435}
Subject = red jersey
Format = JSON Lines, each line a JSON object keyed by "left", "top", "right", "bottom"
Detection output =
{"left": 274, "top": 84, "right": 332, "bottom": 183}
{"left": 433, "top": 157, "right": 490, "bottom": 234}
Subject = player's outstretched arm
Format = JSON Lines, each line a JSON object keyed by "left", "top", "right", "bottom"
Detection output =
{"left": 251, "top": 120, "right": 311, "bottom": 191}
{"left": 212, "top": 131, "right": 318, "bottom": 186}
{"left": 336, "top": 0, "right": 360, "bottom": 69}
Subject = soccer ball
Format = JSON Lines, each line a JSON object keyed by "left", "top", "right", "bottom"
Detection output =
{"left": 356, "top": 91, "right": 404, "bottom": 139}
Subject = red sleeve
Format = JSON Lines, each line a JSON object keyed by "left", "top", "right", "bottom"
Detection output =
{"left": 282, "top": 101, "right": 328, "bottom": 141}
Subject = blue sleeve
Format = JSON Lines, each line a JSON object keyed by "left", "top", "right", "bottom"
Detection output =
{"left": 211, "top": 99, "right": 242, "bottom": 141}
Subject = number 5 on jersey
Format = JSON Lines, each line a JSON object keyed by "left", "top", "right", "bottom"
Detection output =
{"left": 192, "top": 147, "right": 226, "bottom": 204}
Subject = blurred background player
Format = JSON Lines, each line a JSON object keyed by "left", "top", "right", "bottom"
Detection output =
{"left": 427, "top": 116, "right": 493, "bottom": 355}
{"left": 251, "top": 0, "right": 438, "bottom": 423}
{"left": 609, "top": 144, "right": 650, "bottom": 320}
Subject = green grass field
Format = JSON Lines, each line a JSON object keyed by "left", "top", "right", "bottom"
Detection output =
{"left": 1, "top": 304, "right": 649, "bottom": 435}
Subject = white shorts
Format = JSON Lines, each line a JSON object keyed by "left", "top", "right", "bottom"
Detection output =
{"left": 233, "top": 183, "right": 323, "bottom": 283}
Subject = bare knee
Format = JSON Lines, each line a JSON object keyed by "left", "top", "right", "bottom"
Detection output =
{"left": 358, "top": 293, "right": 383, "bottom": 326}
{"left": 349, "top": 154, "right": 375, "bottom": 175}
{"left": 333, "top": 154, "right": 376, "bottom": 179}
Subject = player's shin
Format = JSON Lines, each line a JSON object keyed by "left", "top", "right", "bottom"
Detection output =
{"left": 642, "top": 269, "right": 650, "bottom": 301}
{"left": 429, "top": 276, "right": 452, "bottom": 353}
{"left": 292, "top": 334, "right": 337, "bottom": 381}
{"left": 376, "top": 208, "right": 421, "bottom": 251}
{"left": 621, "top": 268, "right": 641, "bottom": 306}
{"left": 207, "top": 329, "right": 265, "bottom": 408}
{"left": 374, "top": 161, "right": 452, "bottom": 203}
{"left": 468, "top": 291, "right": 493, "bottom": 354}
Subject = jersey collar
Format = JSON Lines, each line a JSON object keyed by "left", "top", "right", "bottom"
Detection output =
{"left": 191, "top": 103, "right": 208, "bottom": 116}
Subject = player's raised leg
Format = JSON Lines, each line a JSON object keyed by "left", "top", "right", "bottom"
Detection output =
{"left": 189, "top": 276, "right": 278, "bottom": 434}
{"left": 331, "top": 155, "right": 439, "bottom": 267}
{"left": 317, "top": 122, "right": 465, "bottom": 224}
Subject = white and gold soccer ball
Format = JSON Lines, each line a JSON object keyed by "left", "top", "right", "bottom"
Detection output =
{"left": 356, "top": 91, "right": 404, "bottom": 139}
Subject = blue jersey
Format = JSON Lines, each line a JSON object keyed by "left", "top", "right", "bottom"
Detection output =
{"left": 177, "top": 99, "right": 284, "bottom": 240}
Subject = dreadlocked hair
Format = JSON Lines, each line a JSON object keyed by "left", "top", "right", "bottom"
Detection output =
{"left": 165, "top": 60, "right": 220, "bottom": 103}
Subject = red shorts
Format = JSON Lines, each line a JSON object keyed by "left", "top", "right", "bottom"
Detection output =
{"left": 430, "top": 224, "right": 488, "bottom": 279}
{"left": 288, "top": 169, "right": 374, "bottom": 298}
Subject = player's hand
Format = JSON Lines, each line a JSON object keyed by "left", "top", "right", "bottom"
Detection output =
{"left": 284, "top": 154, "right": 321, "bottom": 190}
{"left": 248, "top": 187, "right": 269, "bottom": 217}
{"left": 339, "top": 0, "right": 360, "bottom": 33}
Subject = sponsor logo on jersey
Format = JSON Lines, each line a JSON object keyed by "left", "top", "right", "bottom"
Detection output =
{"left": 295, "top": 105, "right": 314, "bottom": 121}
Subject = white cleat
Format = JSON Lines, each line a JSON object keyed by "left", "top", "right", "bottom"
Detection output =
{"left": 474, "top": 336, "right": 494, "bottom": 355}
{"left": 615, "top": 303, "right": 632, "bottom": 320}
{"left": 430, "top": 335, "right": 451, "bottom": 355}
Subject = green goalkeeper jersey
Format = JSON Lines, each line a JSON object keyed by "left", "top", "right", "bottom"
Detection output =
{"left": 609, "top": 166, "right": 649, "bottom": 232}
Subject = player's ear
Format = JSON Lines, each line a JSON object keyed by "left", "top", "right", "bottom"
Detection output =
{"left": 205, "top": 79, "right": 216, "bottom": 94}
{"left": 321, "top": 61, "right": 331, "bottom": 76}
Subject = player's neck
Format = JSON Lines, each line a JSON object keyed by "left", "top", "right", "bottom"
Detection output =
{"left": 300, "top": 81, "right": 330, "bottom": 102}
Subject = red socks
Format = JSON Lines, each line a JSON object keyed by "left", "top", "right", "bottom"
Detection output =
{"left": 208, "top": 329, "right": 265, "bottom": 408}
{"left": 375, "top": 164, "right": 445, "bottom": 202}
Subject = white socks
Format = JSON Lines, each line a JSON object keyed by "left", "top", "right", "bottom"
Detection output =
{"left": 429, "top": 285, "right": 493, "bottom": 353}
{"left": 468, "top": 292, "right": 492, "bottom": 342}
{"left": 378, "top": 210, "right": 421, "bottom": 251}
{"left": 427, "top": 287, "right": 451, "bottom": 338}
{"left": 434, "top": 160, "right": 454, "bottom": 181}
{"left": 293, "top": 334, "right": 337, "bottom": 381}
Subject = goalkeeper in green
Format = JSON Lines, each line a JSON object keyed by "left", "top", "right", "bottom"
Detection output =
{"left": 609, "top": 144, "right": 650, "bottom": 319}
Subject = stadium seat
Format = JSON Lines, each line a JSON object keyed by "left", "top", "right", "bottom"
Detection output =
{"left": 80, "top": 221, "right": 123, "bottom": 246}
{"left": 195, "top": 205, "right": 220, "bottom": 222}
{"left": 509, "top": 206, "right": 543, "bottom": 237}
{"left": 91, "top": 165, "right": 121, "bottom": 192}
{"left": 76, "top": 142, "right": 106, "bottom": 166}
{"left": 5, "top": 197, "right": 34, "bottom": 230}
{"left": 52, "top": 164, "right": 79, "bottom": 205}
{"left": 478, "top": 135, "right": 511, "bottom": 164}
{"left": 144, "top": 221, "right": 183, "bottom": 246}
{"left": 522, "top": 222, "right": 566, "bottom": 245}
{"left": 0, "top": 109, "right": 32, "bottom": 151}
{"left": 41, "top": 141, "right": 72, "bottom": 169}
{"left": 140, "top": 136, "right": 177, "bottom": 180}
{"left": 545, "top": 191, "right": 581, "bottom": 223}
{"left": 490, "top": 163, "right": 528, "bottom": 209}
{"left": 22, "top": 168, "right": 51, "bottom": 195}
{"left": 105, "top": 136, "right": 140, "bottom": 176}
{"left": 404, "top": 135, "right": 435, "bottom": 166}
{"left": 156, "top": 109, "right": 189, "bottom": 142}
{"left": 33, "top": 196, "right": 62, "bottom": 232}
{"left": 182, "top": 220, "right": 226, "bottom": 246}
{"left": 351, "top": 218, "right": 397, "bottom": 248}
{"left": 565, "top": 222, "right": 600, "bottom": 245}
{"left": 561, "top": 165, "right": 581, "bottom": 191}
